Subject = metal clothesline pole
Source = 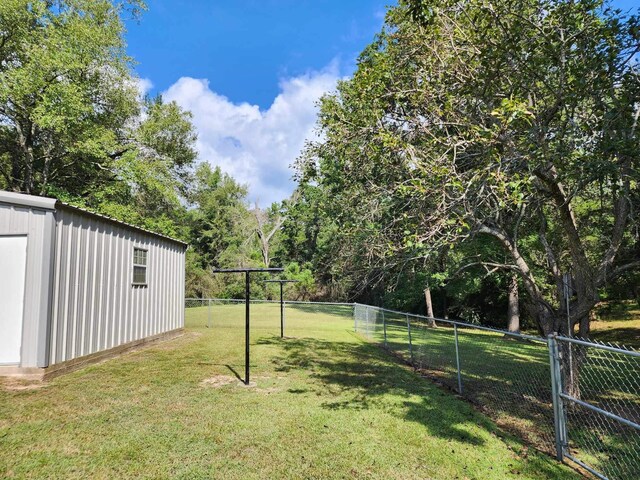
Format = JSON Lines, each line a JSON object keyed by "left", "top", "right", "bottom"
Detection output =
{"left": 211, "top": 268, "right": 284, "bottom": 385}
{"left": 263, "top": 279, "right": 299, "bottom": 338}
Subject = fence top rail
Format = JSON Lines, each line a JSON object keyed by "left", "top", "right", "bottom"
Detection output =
{"left": 554, "top": 334, "right": 640, "bottom": 357}
{"left": 186, "top": 298, "right": 272, "bottom": 302}
{"left": 354, "top": 303, "right": 546, "bottom": 343}
{"left": 186, "top": 298, "right": 356, "bottom": 307}
{"left": 285, "top": 300, "right": 356, "bottom": 306}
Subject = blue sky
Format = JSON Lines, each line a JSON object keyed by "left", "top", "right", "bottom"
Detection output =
{"left": 125, "top": 0, "right": 639, "bottom": 205}
{"left": 126, "top": 0, "right": 390, "bottom": 108}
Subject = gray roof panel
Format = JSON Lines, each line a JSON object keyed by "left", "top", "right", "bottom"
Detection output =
{"left": 0, "top": 190, "right": 187, "bottom": 248}
{"left": 0, "top": 191, "right": 57, "bottom": 211}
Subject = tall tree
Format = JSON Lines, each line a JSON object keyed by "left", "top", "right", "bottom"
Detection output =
{"left": 85, "top": 95, "right": 198, "bottom": 236}
{"left": 0, "top": 0, "right": 145, "bottom": 195}
{"left": 302, "top": 0, "right": 640, "bottom": 341}
{"left": 187, "top": 163, "right": 250, "bottom": 269}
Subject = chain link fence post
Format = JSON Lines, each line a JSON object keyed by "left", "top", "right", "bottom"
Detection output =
{"left": 406, "top": 313, "right": 414, "bottom": 364}
{"left": 454, "top": 324, "right": 463, "bottom": 395}
{"left": 382, "top": 309, "right": 387, "bottom": 348}
{"left": 365, "top": 305, "right": 369, "bottom": 336}
{"left": 548, "top": 334, "right": 567, "bottom": 462}
{"left": 207, "top": 299, "right": 212, "bottom": 328}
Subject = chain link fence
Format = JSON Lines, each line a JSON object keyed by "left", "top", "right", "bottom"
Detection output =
{"left": 354, "top": 303, "right": 640, "bottom": 480}
{"left": 185, "top": 298, "right": 354, "bottom": 331}
{"left": 551, "top": 336, "right": 640, "bottom": 480}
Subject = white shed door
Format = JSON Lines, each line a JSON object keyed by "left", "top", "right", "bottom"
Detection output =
{"left": 0, "top": 236, "right": 27, "bottom": 365}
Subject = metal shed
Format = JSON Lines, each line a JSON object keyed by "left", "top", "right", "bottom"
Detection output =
{"left": 0, "top": 191, "right": 186, "bottom": 378}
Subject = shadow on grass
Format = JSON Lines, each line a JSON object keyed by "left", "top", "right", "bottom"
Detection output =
{"left": 225, "top": 364, "right": 243, "bottom": 381}
{"left": 355, "top": 325, "right": 640, "bottom": 479}
{"left": 590, "top": 327, "right": 640, "bottom": 349}
{"left": 259, "top": 336, "right": 515, "bottom": 448}
{"left": 286, "top": 303, "right": 354, "bottom": 319}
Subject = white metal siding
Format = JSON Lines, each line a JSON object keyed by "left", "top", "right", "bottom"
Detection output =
{"left": 49, "top": 208, "right": 185, "bottom": 365}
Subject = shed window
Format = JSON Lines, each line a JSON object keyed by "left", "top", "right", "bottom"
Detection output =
{"left": 133, "top": 248, "right": 148, "bottom": 285}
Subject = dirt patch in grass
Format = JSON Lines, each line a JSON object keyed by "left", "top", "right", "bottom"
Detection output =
{"left": 199, "top": 374, "right": 241, "bottom": 388}
{"left": 0, "top": 378, "right": 48, "bottom": 392}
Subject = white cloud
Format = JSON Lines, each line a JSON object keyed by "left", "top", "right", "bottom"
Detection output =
{"left": 136, "top": 77, "right": 154, "bottom": 98}
{"left": 162, "top": 64, "right": 340, "bottom": 206}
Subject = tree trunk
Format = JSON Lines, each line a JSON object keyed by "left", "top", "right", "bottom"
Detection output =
{"left": 14, "top": 121, "right": 35, "bottom": 194}
{"left": 424, "top": 286, "right": 436, "bottom": 327}
{"left": 424, "top": 287, "right": 434, "bottom": 317}
{"left": 507, "top": 274, "right": 520, "bottom": 333}
{"left": 259, "top": 234, "right": 270, "bottom": 267}
{"left": 559, "top": 338, "right": 587, "bottom": 400}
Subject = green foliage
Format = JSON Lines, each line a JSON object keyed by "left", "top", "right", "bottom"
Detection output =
{"left": 186, "top": 163, "right": 250, "bottom": 268}
{"left": 0, "top": 0, "right": 143, "bottom": 195}
{"left": 299, "top": 0, "right": 640, "bottom": 334}
{"left": 282, "top": 262, "right": 317, "bottom": 300}
{"left": 85, "top": 95, "right": 198, "bottom": 237}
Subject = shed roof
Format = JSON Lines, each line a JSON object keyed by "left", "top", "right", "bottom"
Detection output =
{"left": 0, "top": 190, "right": 188, "bottom": 248}
{"left": 0, "top": 190, "right": 57, "bottom": 211}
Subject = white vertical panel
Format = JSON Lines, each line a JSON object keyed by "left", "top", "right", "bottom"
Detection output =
{"left": 67, "top": 214, "right": 75, "bottom": 361}
{"left": 160, "top": 241, "right": 167, "bottom": 333}
{"left": 127, "top": 234, "right": 134, "bottom": 342}
{"left": 50, "top": 215, "right": 63, "bottom": 365}
{"left": 113, "top": 229, "right": 122, "bottom": 347}
{"left": 0, "top": 236, "right": 28, "bottom": 364}
{"left": 172, "top": 245, "right": 178, "bottom": 329}
{"left": 101, "top": 228, "right": 112, "bottom": 351}
{"left": 95, "top": 225, "right": 105, "bottom": 352}
{"left": 79, "top": 216, "right": 90, "bottom": 357}
{"left": 115, "top": 230, "right": 123, "bottom": 346}
{"left": 144, "top": 238, "right": 151, "bottom": 338}
{"left": 89, "top": 221, "right": 99, "bottom": 353}
{"left": 129, "top": 235, "right": 135, "bottom": 342}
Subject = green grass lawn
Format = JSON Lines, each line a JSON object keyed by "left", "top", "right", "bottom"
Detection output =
{"left": 591, "top": 300, "right": 640, "bottom": 349}
{"left": 0, "top": 303, "right": 578, "bottom": 479}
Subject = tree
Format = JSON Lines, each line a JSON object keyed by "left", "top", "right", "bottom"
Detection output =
{"left": 0, "top": 0, "right": 145, "bottom": 195}
{"left": 507, "top": 274, "right": 521, "bottom": 334}
{"left": 252, "top": 202, "right": 284, "bottom": 268}
{"left": 187, "top": 163, "right": 250, "bottom": 270}
{"left": 283, "top": 262, "right": 317, "bottom": 300}
{"left": 85, "top": 95, "right": 198, "bottom": 236}
{"left": 302, "top": 0, "right": 640, "bottom": 342}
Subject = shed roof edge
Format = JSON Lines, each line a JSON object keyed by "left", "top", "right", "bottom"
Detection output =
{"left": 0, "top": 190, "right": 57, "bottom": 211}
